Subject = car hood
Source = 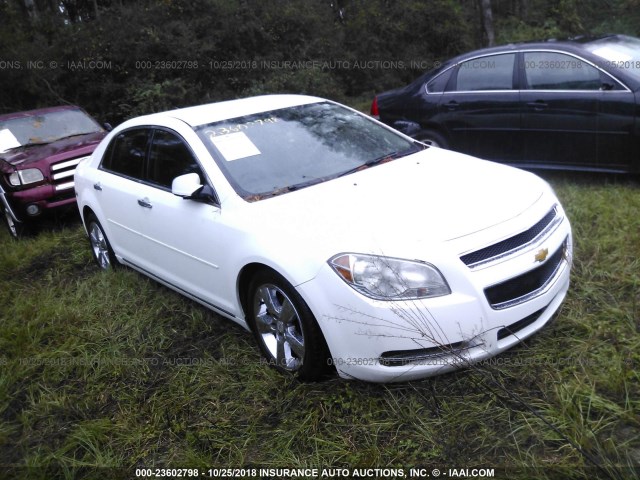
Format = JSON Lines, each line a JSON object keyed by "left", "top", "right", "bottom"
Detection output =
{"left": 0, "top": 131, "right": 106, "bottom": 167}
{"left": 246, "top": 147, "right": 548, "bottom": 263}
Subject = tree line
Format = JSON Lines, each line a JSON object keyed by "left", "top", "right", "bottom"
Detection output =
{"left": 1, "top": 0, "right": 638, "bottom": 124}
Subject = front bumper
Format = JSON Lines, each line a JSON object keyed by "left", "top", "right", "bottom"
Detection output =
{"left": 3, "top": 183, "right": 76, "bottom": 222}
{"left": 297, "top": 210, "right": 572, "bottom": 383}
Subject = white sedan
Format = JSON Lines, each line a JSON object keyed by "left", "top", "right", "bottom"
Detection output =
{"left": 75, "top": 95, "right": 572, "bottom": 382}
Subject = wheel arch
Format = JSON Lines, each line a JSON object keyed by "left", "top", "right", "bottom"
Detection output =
{"left": 389, "top": 119, "right": 451, "bottom": 146}
{"left": 236, "top": 261, "right": 321, "bottom": 334}
{"left": 237, "top": 262, "right": 277, "bottom": 327}
{"left": 81, "top": 205, "right": 95, "bottom": 228}
{"left": 417, "top": 122, "right": 450, "bottom": 143}
{"left": 238, "top": 262, "right": 333, "bottom": 379}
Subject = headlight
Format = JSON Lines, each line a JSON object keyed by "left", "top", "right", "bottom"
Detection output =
{"left": 329, "top": 253, "right": 451, "bottom": 300}
{"left": 8, "top": 168, "right": 44, "bottom": 186}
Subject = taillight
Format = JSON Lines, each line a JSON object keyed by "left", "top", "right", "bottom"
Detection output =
{"left": 370, "top": 96, "right": 379, "bottom": 118}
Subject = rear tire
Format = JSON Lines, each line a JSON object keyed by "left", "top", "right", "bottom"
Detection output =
{"left": 415, "top": 129, "right": 449, "bottom": 149}
{"left": 86, "top": 214, "right": 117, "bottom": 270}
{"left": 247, "top": 270, "right": 330, "bottom": 380}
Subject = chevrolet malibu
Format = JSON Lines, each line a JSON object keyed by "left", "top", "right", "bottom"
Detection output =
{"left": 75, "top": 95, "right": 572, "bottom": 382}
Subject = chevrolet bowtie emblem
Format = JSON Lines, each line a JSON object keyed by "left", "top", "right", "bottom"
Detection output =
{"left": 534, "top": 248, "right": 549, "bottom": 263}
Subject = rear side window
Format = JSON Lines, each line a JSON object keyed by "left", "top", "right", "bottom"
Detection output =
{"left": 524, "top": 52, "right": 601, "bottom": 90}
{"left": 147, "top": 130, "right": 202, "bottom": 189}
{"left": 455, "top": 53, "right": 516, "bottom": 91}
{"left": 101, "top": 129, "right": 150, "bottom": 180}
{"left": 426, "top": 69, "right": 453, "bottom": 93}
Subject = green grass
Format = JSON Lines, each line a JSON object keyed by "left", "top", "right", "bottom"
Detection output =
{"left": 0, "top": 174, "right": 638, "bottom": 480}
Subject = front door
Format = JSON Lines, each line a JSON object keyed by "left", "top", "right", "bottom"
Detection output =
{"left": 437, "top": 52, "right": 521, "bottom": 162}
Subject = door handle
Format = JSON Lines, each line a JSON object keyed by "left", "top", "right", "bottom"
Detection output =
{"left": 526, "top": 101, "right": 548, "bottom": 110}
{"left": 93, "top": 183, "right": 102, "bottom": 191}
{"left": 137, "top": 198, "right": 152, "bottom": 209}
{"left": 444, "top": 101, "right": 459, "bottom": 110}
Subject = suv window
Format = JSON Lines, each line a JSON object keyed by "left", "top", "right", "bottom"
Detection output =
{"left": 102, "top": 129, "right": 150, "bottom": 180}
{"left": 524, "top": 52, "right": 601, "bottom": 90}
{"left": 0, "top": 108, "right": 103, "bottom": 148}
{"left": 147, "top": 130, "right": 202, "bottom": 189}
{"left": 454, "top": 53, "right": 516, "bottom": 91}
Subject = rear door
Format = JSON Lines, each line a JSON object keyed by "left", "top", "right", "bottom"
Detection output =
{"left": 520, "top": 50, "right": 602, "bottom": 168}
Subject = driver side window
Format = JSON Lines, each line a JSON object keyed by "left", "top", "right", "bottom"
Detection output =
{"left": 524, "top": 52, "right": 602, "bottom": 90}
{"left": 147, "top": 129, "right": 203, "bottom": 189}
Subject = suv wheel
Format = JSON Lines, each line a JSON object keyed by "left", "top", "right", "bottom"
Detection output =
{"left": 1, "top": 205, "right": 28, "bottom": 238}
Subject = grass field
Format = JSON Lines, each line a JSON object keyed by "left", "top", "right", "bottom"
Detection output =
{"left": 0, "top": 172, "right": 638, "bottom": 480}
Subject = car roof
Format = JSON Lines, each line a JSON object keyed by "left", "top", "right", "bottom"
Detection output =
{"left": 417, "top": 33, "right": 640, "bottom": 90}
{"left": 129, "top": 94, "right": 325, "bottom": 128}
{"left": 446, "top": 34, "right": 630, "bottom": 62}
{"left": 0, "top": 105, "right": 84, "bottom": 122}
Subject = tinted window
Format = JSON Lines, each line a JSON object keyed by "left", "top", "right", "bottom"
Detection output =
{"left": 426, "top": 69, "right": 453, "bottom": 93}
{"left": 103, "top": 129, "right": 149, "bottom": 180}
{"left": 147, "top": 130, "right": 202, "bottom": 189}
{"left": 195, "top": 102, "right": 417, "bottom": 199}
{"left": 524, "top": 52, "right": 601, "bottom": 90}
{"left": 455, "top": 53, "right": 515, "bottom": 91}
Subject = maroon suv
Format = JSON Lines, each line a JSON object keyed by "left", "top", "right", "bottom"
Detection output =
{"left": 0, "top": 106, "right": 107, "bottom": 237}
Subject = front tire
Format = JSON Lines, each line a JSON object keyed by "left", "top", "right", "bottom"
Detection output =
{"left": 1, "top": 205, "right": 28, "bottom": 239}
{"left": 248, "top": 270, "right": 329, "bottom": 380}
{"left": 86, "top": 214, "right": 117, "bottom": 270}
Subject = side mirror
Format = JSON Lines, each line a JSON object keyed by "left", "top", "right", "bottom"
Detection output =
{"left": 172, "top": 173, "right": 202, "bottom": 198}
{"left": 171, "top": 173, "right": 218, "bottom": 204}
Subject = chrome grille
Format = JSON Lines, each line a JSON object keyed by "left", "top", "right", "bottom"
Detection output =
{"left": 50, "top": 156, "right": 88, "bottom": 192}
{"left": 484, "top": 238, "right": 567, "bottom": 310}
{"left": 461, "top": 206, "right": 559, "bottom": 268}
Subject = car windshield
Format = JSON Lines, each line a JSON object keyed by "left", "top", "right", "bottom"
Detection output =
{"left": 0, "top": 109, "right": 103, "bottom": 153}
{"left": 195, "top": 101, "right": 418, "bottom": 200}
{"left": 584, "top": 35, "right": 640, "bottom": 82}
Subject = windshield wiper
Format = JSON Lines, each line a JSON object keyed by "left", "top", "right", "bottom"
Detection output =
{"left": 337, "top": 142, "right": 426, "bottom": 179}
{"left": 3, "top": 141, "right": 52, "bottom": 152}
{"left": 4, "top": 132, "right": 100, "bottom": 153}
{"left": 243, "top": 142, "right": 428, "bottom": 201}
{"left": 286, "top": 177, "right": 325, "bottom": 192}
{"left": 243, "top": 177, "right": 325, "bottom": 201}
{"left": 54, "top": 132, "right": 97, "bottom": 142}
{"left": 337, "top": 153, "right": 395, "bottom": 178}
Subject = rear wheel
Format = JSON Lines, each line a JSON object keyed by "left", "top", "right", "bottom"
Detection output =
{"left": 248, "top": 270, "right": 329, "bottom": 380}
{"left": 86, "top": 214, "right": 117, "bottom": 270}
{"left": 415, "top": 129, "right": 449, "bottom": 149}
